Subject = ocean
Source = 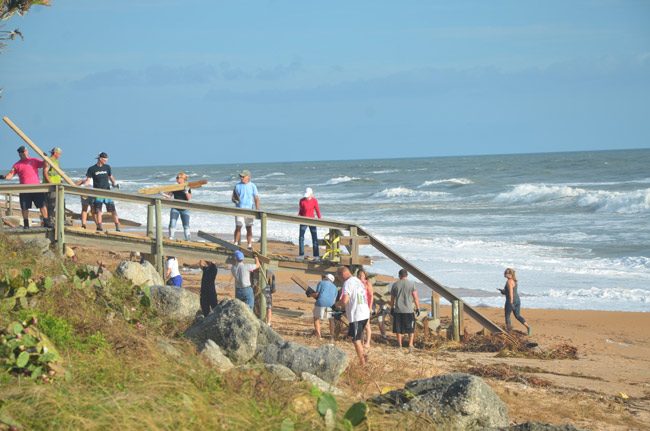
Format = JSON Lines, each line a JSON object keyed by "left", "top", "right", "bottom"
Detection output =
{"left": 63, "top": 149, "right": 650, "bottom": 312}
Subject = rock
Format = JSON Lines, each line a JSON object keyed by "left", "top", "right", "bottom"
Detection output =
{"left": 504, "top": 423, "right": 585, "bottom": 431}
{"left": 372, "top": 373, "right": 508, "bottom": 430}
{"left": 201, "top": 340, "right": 234, "bottom": 371}
{"left": 184, "top": 299, "right": 349, "bottom": 383}
{"left": 21, "top": 236, "right": 51, "bottom": 254}
{"left": 115, "top": 260, "right": 163, "bottom": 287}
{"left": 184, "top": 299, "right": 260, "bottom": 364}
{"left": 300, "top": 372, "right": 344, "bottom": 396}
{"left": 149, "top": 285, "right": 200, "bottom": 320}
{"left": 157, "top": 338, "right": 182, "bottom": 358}
{"left": 259, "top": 342, "right": 348, "bottom": 385}
{"left": 265, "top": 364, "right": 297, "bottom": 382}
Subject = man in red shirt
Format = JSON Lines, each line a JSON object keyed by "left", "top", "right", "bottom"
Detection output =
{"left": 298, "top": 187, "right": 321, "bottom": 258}
{"left": 1, "top": 146, "right": 51, "bottom": 228}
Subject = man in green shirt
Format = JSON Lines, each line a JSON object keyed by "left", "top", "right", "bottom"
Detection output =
{"left": 42, "top": 147, "right": 63, "bottom": 222}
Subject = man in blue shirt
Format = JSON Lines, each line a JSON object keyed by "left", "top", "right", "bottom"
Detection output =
{"left": 308, "top": 273, "right": 337, "bottom": 339}
{"left": 231, "top": 169, "right": 260, "bottom": 250}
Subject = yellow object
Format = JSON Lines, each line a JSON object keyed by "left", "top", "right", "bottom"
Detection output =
{"left": 322, "top": 229, "right": 342, "bottom": 262}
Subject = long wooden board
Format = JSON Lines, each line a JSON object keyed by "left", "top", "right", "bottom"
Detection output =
{"left": 3, "top": 116, "right": 76, "bottom": 186}
{"left": 138, "top": 180, "right": 208, "bottom": 195}
{"left": 197, "top": 230, "right": 270, "bottom": 264}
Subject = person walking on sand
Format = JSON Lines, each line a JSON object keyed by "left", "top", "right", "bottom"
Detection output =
{"left": 231, "top": 250, "right": 260, "bottom": 310}
{"left": 308, "top": 274, "right": 337, "bottom": 339}
{"left": 79, "top": 152, "right": 120, "bottom": 232}
{"left": 0, "top": 146, "right": 52, "bottom": 229}
{"left": 357, "top": 269, "right": 374, "bottom": 349}
{"left": 335, "top": 266, "right": 370, "bottom": 365}
{"left": 163, "top": 171, "right": 192, "bottom": 241}
{"left": 298, "top": 187, "right": 321, "bottom": 259}
{"left": 231, "top": 169, "right": 260, "bottom": 250}
{"left": 501, "top": 268, "right": 532, "bottom": 335}
{"left": 42, "top": 147, "right": 63, "bottom": 222}
{"left": 390, "top": 269, "right": 421, "bottom": 353}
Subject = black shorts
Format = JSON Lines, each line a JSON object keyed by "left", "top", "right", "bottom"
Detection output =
{"left": 347, "top": 319, "right": 368, "bottom": 341}
{"left": 19, "top": 192, "right": 46, "bottom": 210}
{"left": 80, "top": 196, "right": 95, "bottom": 209}
{"left": 392, "top": 312, "right": 415, "bottom": 334}
{"left": 93, "top": 198, "right": 116, "bottom": 212}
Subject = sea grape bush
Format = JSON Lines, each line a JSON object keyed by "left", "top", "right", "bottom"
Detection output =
{"left": 0, "top": 268, "right": 53, "bottom": 312}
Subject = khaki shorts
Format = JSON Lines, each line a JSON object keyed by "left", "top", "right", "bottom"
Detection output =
{"left": 313, "top": 306, "right": 332, "bottom": 320}
{"left": 235, "top": 216, "right": 254, "bottom": 227}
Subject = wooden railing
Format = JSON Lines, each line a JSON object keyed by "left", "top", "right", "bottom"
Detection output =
{"left": 0, "top": 183, "right": 504, "bottom": 334}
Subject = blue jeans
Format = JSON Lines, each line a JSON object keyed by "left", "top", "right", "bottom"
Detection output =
{"left": 235, "top": 287, "right": 254, "bottom": 310}
{"left": 169, "top": 208, "right": 191, "bottom": 240}
{"left": 505, "top": 299, "right": 526, "bottom": 330}
{"left": 299, "top": 224, "right": 319, "bottom": 257}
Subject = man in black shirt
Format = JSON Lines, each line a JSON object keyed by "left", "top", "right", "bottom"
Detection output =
{"left": 78, "top": 152, "right": 121, "bottom": 232}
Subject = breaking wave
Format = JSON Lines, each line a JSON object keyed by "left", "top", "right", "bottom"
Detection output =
{"left": 373, "top": 187, "right": 449, "bottom": 198}
{"left": 418, "top": 178, "right": 474, "bottom": 187}
{"left": 547, "top": 287, "right": 650, "bottom": 303}
{"left": 495, "top": 184, "right": 650, "bottom": 213}
{"left": 323, "top": 176, "right": 361, "bottom": 185}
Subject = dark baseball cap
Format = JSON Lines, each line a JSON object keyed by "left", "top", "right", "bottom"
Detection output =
{"left": 17, "top": 145, "right": 26, "bottom": 153}
{"left": 97, "top": 152, "right": 109, "bottom": 159}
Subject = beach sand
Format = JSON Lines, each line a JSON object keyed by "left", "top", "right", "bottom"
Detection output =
{"left": 72, "top": 243, "right": 650, "bottom": 430}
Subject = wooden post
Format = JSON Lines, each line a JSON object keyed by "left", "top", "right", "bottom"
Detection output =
{"left": 458, "top": 300, "right": 465, "bottom": 340}
{"left": 431, "top": 293, "right": 440, "bottom": 320}
{"left": 349, "top": 226, "right": 359, "bottom": 264}
{"left": 147, "top": 204, "right": 154, "bottom": 237}
{"left": 5, "top": 194, "right": 12, "bottom": 216}
{"left": 452, "top": 300, "right": 461, "bottom": 341}
{"left": 55, "top": 185, "right": 65, "bottom": 254}
{"left": 154, "top": 199, "right": 164, "bottom": 276}
{"left": 257, "top": 212, "right": 268, "bottom": 321}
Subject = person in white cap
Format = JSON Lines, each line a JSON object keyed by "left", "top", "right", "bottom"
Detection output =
{"left": 307, "top": 273, "right": 338, "bottom": 339}
{"left": 297, "top": 187, "right": 321, "bottom": 259}
{"left": 231, "top": 169, "right": 260, "bottom": 250}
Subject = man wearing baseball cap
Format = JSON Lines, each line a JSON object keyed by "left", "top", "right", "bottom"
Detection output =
{"left": 307, "top": 273, "right": 338, "bottom": 340}
{"left": 0, "top": 146, "right": 52, "bottom": 229}
{"left": 230, "top": 250, "right": 260, "bottom": 310}
{"left": 78, "top": 152, "right": 121, "bottom": 232}
{"left": 231, "top": 169, "right": 260, "bottom": 250}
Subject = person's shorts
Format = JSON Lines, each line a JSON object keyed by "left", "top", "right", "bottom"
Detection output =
{"left": 235, "top": 216, "right": 254, "bottom": 227}
{"left": 19, "top": 192, "right": 46, "bottom": 210}
{"left": 264, "top": 291, "right": 273, "bottom": 309}
{"left": 94, "top": 197, "right": 116, "bottom": 212}
{"left": 313, "top": 306, "right": 332, "bottom": 320}
{"left": 166, "top": 275, "right": 182, "bottom": 288}
{"left": 80, "top": 196, "right": 95, "bottom": 209}
{"left": 348, "top": 319, "right": 368, "bottom": 341}
{"left": 392, "top": 312, "right": 415, "bottom": 334}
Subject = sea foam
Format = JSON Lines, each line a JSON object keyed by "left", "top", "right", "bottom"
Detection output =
{"left": 418, "top": 178, "right": 474, "bottom": 187}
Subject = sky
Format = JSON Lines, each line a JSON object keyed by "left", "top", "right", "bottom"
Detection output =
{"left": 1, "top": 0, "right": 649, "bottom": 168}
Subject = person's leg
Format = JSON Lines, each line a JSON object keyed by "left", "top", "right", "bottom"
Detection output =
{"left": 408, "top": 333, "right": 415, "bottom": 348}
{"left": 94, "top": 200, "right": 104, "bottom": 230}
{"left": 180, "top": 209, "right": 191, "bottom": 240}
{"left": 309, "top": 226, "right": 319, "bottom": 257}
{"left": 513, "top": 300, "right": 531, "bottom": 334}
{"left": 106, "top": 201, "right": 120, "bottom": 230}
{"left": 314, "top": 318, "right": 321, "bottom": 338}
{"left": 245, "top": 287, "right": 254, "bottom": 310}
{"left": 298, "top": 224, "right": 307, "bottom": 256}
{"left": 396, "top": 333, "right": 403, "bottom": 349}
{"left": 353, "top": 340, "right": 366, "bottom": 365}
{"left": 266, "top": 307, "right": 272, "bottom": 326}
{"left": 245, "top": 224, "right": 253, "bottom": 249}
{"left": 504, "top": 302, "right": 513, "bottom": 332}
{"left": 364, "top": 318, "right": 372, "bottom": 348}
{"left": 234, "top": 217, "right": 243, "bottom": 244}
{"left": 169, "top": 208, "right": 180, "bottom": 239}
{"left": 328, "top": 318, "right": 335, "bottom": 340}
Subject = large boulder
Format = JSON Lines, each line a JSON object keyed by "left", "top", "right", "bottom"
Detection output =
{"left": 184, "top": 299, "right": 349, "bottom": 384}
{"left": 185, "top": 299, "right": 261, "bottom": 363}
{"left": 371, "top": 373, "right": 508, "bottom": 430}
{"left": 149, "top": 285, "right": 200, "bottom": 320}
{"left": 201, "top": 340, "right": 234, "bottom": 372}
{"left": 116, "top": 260, "right": 164, "bottom": 287}
{"left": 20, "top": 236, "right": 51, "bottom": 254}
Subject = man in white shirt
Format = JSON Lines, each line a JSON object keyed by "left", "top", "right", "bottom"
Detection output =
{"left": 335, "top": 266, "right": 370, "bottom": 365}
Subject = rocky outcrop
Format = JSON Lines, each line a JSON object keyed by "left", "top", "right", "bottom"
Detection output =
{"left": 115, "top": 260, "right": 164, "bottom": 287}
{"left": 201, "top": 340, "right": 234, "bottom": 372}
{"left": 149, "top": 285, "right": 200, "bottom": 320}
{"left": 371, "top": 373, "right": 509, "bottom": 430}
{"left": 184, "top": 299, "right": 348, "bottom": 384}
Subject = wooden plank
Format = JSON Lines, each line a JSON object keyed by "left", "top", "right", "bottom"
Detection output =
{"left": 339, "top": 236, "right": 371, "bottom": 246}
{"left": 197, "top": 230, "right": 270, "bottom": 264}
{"left": 3, "top": 116, "right": 76, "bottom": 186}
{"left": 65, "top": 208, "right": 142, "bottom": 227}
{"left": 137, "top": 180, "right": 208, "bottom": 195}
{"left": 339, "top": 255, "right": 371, "bottom": 266}
{"left": 356, "top": 225, "right": 506, "bottom": 335}
{"left": 290, "top": 275, "right": 309, "bottom": 291}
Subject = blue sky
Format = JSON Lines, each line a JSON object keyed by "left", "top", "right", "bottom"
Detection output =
{"left": 1, "top": 0, "right": 649, "bottom": 168}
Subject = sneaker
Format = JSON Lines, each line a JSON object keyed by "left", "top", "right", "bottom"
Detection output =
{"left": 43, "top": 219, "right": 54, "bottom": 228}
{"left": 115, "top": 225, "right": 121, "bottom": 232}
{"left": 81, "top": 224, "right": 87, "bottom": 229}
{"left": 297, "top": 255, "right": 305, "bottom": 261}
{"left": 96, "top": 225, "right": 103, "bottom": 232}
{"left": 408, "top": 346, "right": 414, "bottom": 354}
{"left": 527, "top": 326, "right": 532, "bottom": 336}
{"left": 247, "top": 244, "right": 253, "bottom": 250}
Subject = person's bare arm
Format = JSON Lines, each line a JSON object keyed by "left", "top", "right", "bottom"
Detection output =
{"left": 3, "top": 168, "right": 17, "bottom": 180}
{"left": 43, "top": 162, "right": 51, "bottom": 183}
{"left": 412, "top": 290, "right": 420, "bottom": 311}
{"left": 254, "top": 195, "right": 260, "bottom": 210}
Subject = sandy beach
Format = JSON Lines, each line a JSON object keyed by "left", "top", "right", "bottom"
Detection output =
{"left": 68, "top": 241, "right": 650, "bottom": 430}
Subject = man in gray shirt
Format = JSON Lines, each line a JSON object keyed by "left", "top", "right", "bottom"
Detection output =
{"left": 390, "top": 269, "right": 421, "bottom": 353}
{"left": 231, "top": 250, "right": 260, "bottom": 310}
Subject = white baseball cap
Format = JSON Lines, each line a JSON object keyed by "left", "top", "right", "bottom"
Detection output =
{"left": 304, "top": 187, "right": 314, "bottom": 198}
{"left": 326, "top": 273, "right": 335, "bottom": 282}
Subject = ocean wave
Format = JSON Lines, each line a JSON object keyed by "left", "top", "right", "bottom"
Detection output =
{"left": 373, "top": 187, "right": 449, "bottom": 199}
{"left": 418, "top": 178, "right": 474, "bottom": 188}
{"left": 257, "top": 172, "right": 286, "bottom": 179}
{"left": 369, "top": 169, "right": 399, "bottom": 174}
{"left": 547, "top": 287, "right": 650, "bottom": 303}
{"left": 323, "top": 176, "right": 360, "bottom": 185}
{"left": 495, "top": 184, "right": 650, "bottom": 213}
